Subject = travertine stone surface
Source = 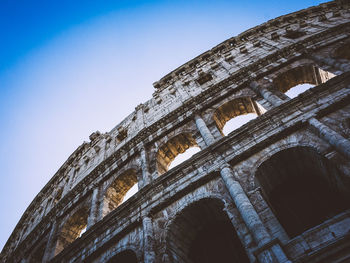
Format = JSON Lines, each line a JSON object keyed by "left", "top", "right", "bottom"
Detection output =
{"left": 2, "top": 1, "right": 350, "bottom": 262}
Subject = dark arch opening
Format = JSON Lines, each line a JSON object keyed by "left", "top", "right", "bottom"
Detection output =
{"left": 107, "top": 249, "right": 138, "bottom": 263}
{"left": 273, "top": 65, "right": 335, "bottom": 98}
{"left": 256, "top": 147, "right": 350, "bottom": 238}
{"left": 167, "top": 198, "right": 250, "bottom": 263}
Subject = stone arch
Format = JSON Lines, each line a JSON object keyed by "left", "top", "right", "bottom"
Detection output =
{"left": 98, "top": 243, "right": 142, "bottom": 263}
{"left": 255, "top": 146, "right": 350, "bottom": 239}
{"left": 157, "top": 133, "right": 199, "bottom": 175}
{"left": 166, "top": 197, "right": 250, "bottom": 263}
{"left": 213, "top": 96, "right": 262, "bottom": 135}
{"left": 55, "top": 206, "right": 89, "bottom": 256}
{"left": 250, "top": 140, "right": 325, "bottom": 181}
{"left": 273, "top": 64, "right": 335, "bottom": 98}
{"left": 102, "top": 168, "right": 139, "bottom": 218}
{"left": 106, "top": 249, "right": 138, "bottom": 263}
{"left": 333, "top": 42, "right": 350, "bottom": 60}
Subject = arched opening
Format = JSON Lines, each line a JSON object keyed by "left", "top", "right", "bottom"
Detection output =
{"left": 256, "top": 147, "right": 350, "bottom": 239}
{"left": 213, "top": 97, "right": 263, "bottom": 136}
{"left": 55, "top": 207, "right": 88, "bottom": 255}
{"left": 102, "top": 169, "right": 139, "bottom": 218}
{"left": 167, "top": 198, "right": 250, "bottom": 263}
{"left": 168, "top": 147, "right": 201, "bottom": 170}
{"left": 157, "top": 133, "right": 199, "bottom": 175}
{"left": 273, "top": 65, "right": 335, "bottom": 98}
{"left": 334, "top": 42, "right": 350, "bottom": 60}
{"left": 107, "top": 249, "right": 138, "bottom": 263}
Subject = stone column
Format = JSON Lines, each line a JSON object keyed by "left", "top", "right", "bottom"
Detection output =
{"left": 220, "top": 164, "right": 291, "bottom": 263}
{"left": 250, "top": 81, "right": 285, "bottom": 107}
{"left": 308, "top": 117, "right": 350, "bottom": 159}
{"left": 87, "top": 187, "right": 100, "bottom": 230}
{"left": 42, "top": 221, "right": 58, "bottom": 262}
{"left": 311, "top": 54, "right": 350, "bottom": 72}
{"left": 140, "top": 146, "right": 151, "bottom": 187}
{"left": 194, "top": 114, "right": 216, "bottom": 146}
{"left": 143, "top": 216, "right": 156, "bottom": 263}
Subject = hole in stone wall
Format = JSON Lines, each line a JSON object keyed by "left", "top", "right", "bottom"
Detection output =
{"left": 55, "top": 207, "right": 88, "bottom": 256}
{"left": 102, "top": 169, "right": 138, "bottom": 218}
{"left": 157, "top": 133, "right": 199, "bottom": 175}
{"left": 256, "top": 146, "right": 350, "bottom": 238}
{"left": 79, "top": 226, "right": 87, "bottom": 238}
{"left": 284, "top": 83, "right": 315, "bottom": 98}
{"left": 213, "top": 97, "right": 263, "bottom": 136}
{"left": 123, "top": 183, "right": 138, "bottom": 203}
{"left": 273, "top": 65, "right": 335, "bottom": 98}
{"left": 222, "top": 113, "right": 257, "bottom": 136}
{"left": 284, "top": 30, "right": 306, "bottom": 39}
{"left": 167, "top": 198, "right": 250, "bottom": 263}
{"left": 168, "top": 147, "right": 201, "bottom": 170}
{"left": 107, "top": 249, "right": 138, "bottom": 263}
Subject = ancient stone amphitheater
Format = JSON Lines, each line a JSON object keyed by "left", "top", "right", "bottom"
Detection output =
{"left": 2, "top": 1, "right": 350, "bottom": 262}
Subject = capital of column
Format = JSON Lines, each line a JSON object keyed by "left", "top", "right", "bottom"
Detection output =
{"left": 311, "top": 54, "right": 350, "bottom": 72}
{"left": 308, "top": 117, "right": 350, "bottom": 159}
{"left": 253, "top": 238, "right": 292, "bottom": 263}
{"left": 250, "top": 81, "right": 284, "bottom": 107}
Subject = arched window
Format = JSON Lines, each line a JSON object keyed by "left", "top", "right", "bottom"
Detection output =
{"left": 167, "top": 198, "right": 250, "bottom": 263}
{"left": 273, "top": 65, "right": 335, "bottom": 99}
{"left": 213, "top": 97, "right": 264, "bottom": 136}
{"left": 55, "top": 207, "right": 89, "bottom": 255}
{"left": 107, "top": 249, "right": 138, "bottom": 263}
{"left": 334, "top": 42, "right": 350, "bottom": 61}
{"left": 102, "top": 169, "right": 139, "bottom": 218}
{"left": 157, "top": 133, "right": 199, "bottom": 175}
{"left": 256, "top": 147, "right": 350, "bottom": 238}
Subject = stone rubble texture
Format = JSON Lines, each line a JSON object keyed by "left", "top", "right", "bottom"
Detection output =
{"left": 2, "top": 0, "right": 350, "bottom": 262}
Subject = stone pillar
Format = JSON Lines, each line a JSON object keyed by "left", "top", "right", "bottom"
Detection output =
{"left": 140, "top": 146, "right": 151, "bottom": 187}
{"left": 42, "top": 221, "right": 58, "bottom": 262}
{"left": 87, "top": 187, "right": 100, "bottom": 230}
{"left": 194, "top": 114, "right": 215, "bottom": 146}
{"left": 311, "top": 54, "right": 350, "bottom": 72}
{"left": 143, "top": 216, "right": 156, "bottom": 263}
{"left": 220, "top": 164, "right": 291, "bottom": 263}
{"left": 250, "top": 81, "right": 285, "bottom": 107}
{"left": 308, "top": 117, "right": 350, "bottom": 159}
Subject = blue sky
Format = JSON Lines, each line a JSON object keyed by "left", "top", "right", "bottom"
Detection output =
{"left": 0, "top": 0, "right": 325, "bottom": 251}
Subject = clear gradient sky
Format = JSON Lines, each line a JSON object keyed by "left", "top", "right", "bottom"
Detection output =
{"left": 0, "top": 0, "right": 325, "bottom": 250}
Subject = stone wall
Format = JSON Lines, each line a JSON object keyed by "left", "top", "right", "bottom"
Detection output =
{"left": 1, "top": 1, "right": 350, "bottom": 262}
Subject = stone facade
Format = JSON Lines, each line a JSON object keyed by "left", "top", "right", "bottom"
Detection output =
{"left": 2, "top": 1, "right": 350, "bottom": 262}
